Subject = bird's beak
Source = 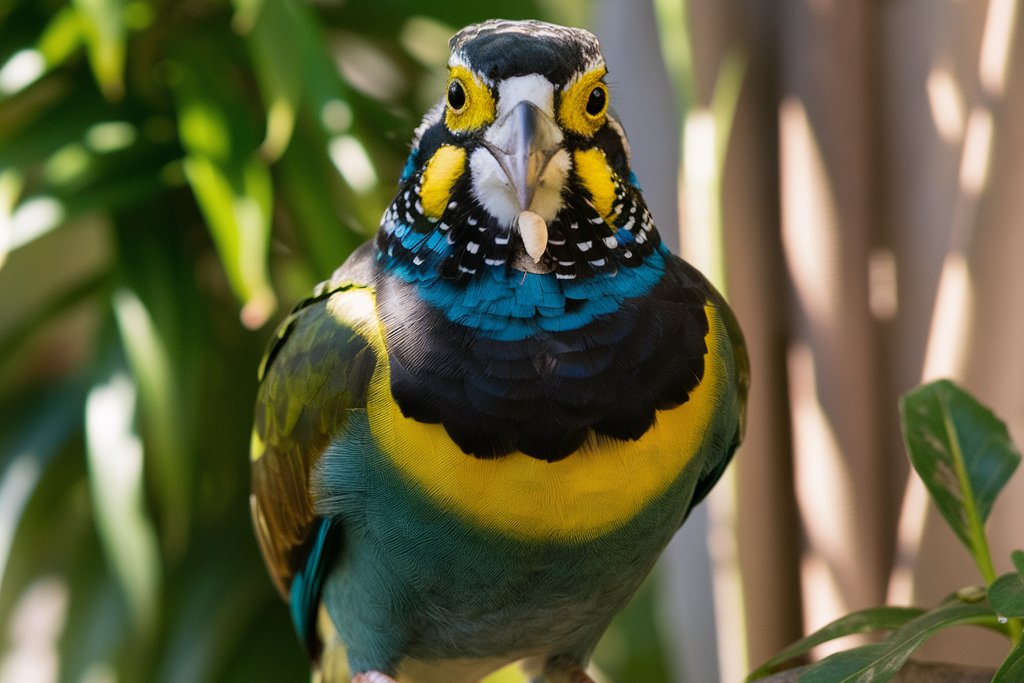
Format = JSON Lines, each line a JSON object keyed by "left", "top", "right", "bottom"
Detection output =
{"left": 484, "top": 100, "right": 563, "bottom": 263}
{"left": 497, "top": 100, "right": 561, "bottom": 212}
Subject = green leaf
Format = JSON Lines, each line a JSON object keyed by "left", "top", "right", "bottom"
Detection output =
{"left": 277, "top": 118, "right": 364, "bottom": 278}
{"left": 899, "top": 379, "right": 1021, "bottom": 583}
{"left": 182, "top": 153, "right": 276, "bottom": 328}
{"left": 85, "top": 372, "right": 163, "bottom": 636}
{"left": 1013, "top": 550, "right": 1024, "bottom": 575}
{"left": 989, "top": 568, "right": 1024, "bottom": 619}
{"left": 112, "top": 288, "right": 191, "bottom": 559}
{"left": 745, "top": 607, "right": 926, "bottom": 680}
{"left": 37, "top": 6, "right": 86, "bottom": 68}
{"left": 286, "top": 1, "right": 353, "bottom": 138}
{"left": 168, "top": 39, "right": 278, "bottom": 328}
{"left": 798, "top": 596, "right": 1000, "bottom": 683}
{"left": 241, "top": 0, "right": 306, "bottom": 161}
{"left": 71, "top": 0, "right": 126, "bottom": 101}
{"left": 994, "top": 634, "right": 1024, "bottom": 683}
{"left": 229, "top": 0, "right": 265, "bottom": 35}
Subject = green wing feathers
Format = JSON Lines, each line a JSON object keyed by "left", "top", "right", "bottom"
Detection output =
{"left": 250, "top": 264, "right": 378, "bottom": 598}
{"left": 713, "top": 286, "right": 750, "bottom": 445}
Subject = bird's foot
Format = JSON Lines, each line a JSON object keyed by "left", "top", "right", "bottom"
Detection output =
{"left": 351, "top": 673, "right": 398, "bottom": 683}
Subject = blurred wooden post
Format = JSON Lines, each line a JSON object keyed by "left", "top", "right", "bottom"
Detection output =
{"left": 686, "top": 0, "right": 807, "bottom": 672}
{"left": 877, "top": 0, "right": 969, "bottom": 615}
{"left": 775, "top": 0, "right": 894, "bottom": 643}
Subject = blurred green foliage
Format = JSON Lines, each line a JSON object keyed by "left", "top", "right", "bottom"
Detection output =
{"left": 0, "top": 0, "right": 680, "bottom": 682}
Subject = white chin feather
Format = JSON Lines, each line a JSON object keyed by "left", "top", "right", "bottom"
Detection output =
{"left": 469, "top": 147, "right": 569, "bottom": 228}
{"left": 469, "top": 148, "right": 519, "bottom": 227}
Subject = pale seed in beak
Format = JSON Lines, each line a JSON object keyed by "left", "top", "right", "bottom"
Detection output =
{"left": 517, "top": 210, "right": 548, "bottom": 264}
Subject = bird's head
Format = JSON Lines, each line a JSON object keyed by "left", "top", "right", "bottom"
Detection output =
{"left": 377, "top": 19, "right": 660, "bottom": 284}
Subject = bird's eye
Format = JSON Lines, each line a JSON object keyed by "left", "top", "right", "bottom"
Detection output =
{"left": 586, "top": 86, "right": 606, "bottom": 117}
{"left": 447, "top": 80, "right": 467, "bottom": 112}
{"left": 558, "top": 69, "right": 608, "bottom": 136}
{"left": 444, "top": 67, "right": 496, "bottom": 132}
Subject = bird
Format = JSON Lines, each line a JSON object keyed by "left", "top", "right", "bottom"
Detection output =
{"left": 249, "top": 18, "right": 749, "bottom": 683}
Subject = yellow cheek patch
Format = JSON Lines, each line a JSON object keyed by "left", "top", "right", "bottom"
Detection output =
{"left": 445, "top": 66, "right": 496, "bottom": 132}
{"left": 365, "top": 303, "right": 733, "bottom": 543}
{"left": 559, "top": 67, "right": 608, "bottom": 137}
{"left": 420, "top": 145, "right": 466, "bottom": 219}
{"left": 574, "top": 148, "right": 617, "bottom": 222}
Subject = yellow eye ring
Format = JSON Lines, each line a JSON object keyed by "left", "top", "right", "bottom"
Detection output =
{"left": 559, "top": 68, "right": 609, "bottom": 137}
{"left": 445, "top": 66, "right": 495, "bottom": 132}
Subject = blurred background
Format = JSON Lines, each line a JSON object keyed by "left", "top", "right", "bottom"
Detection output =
{"left": 1, "top": 0, "right": 1023, "bottom": 681}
